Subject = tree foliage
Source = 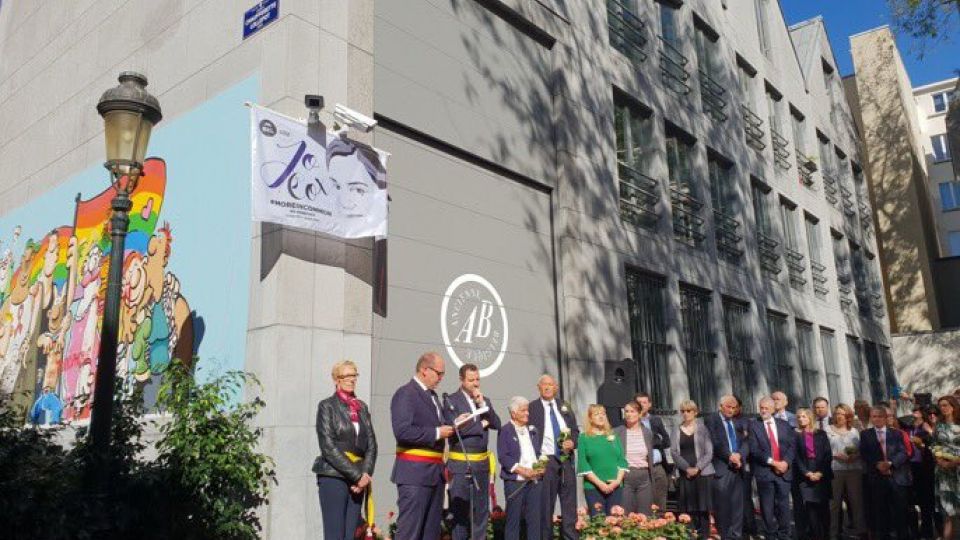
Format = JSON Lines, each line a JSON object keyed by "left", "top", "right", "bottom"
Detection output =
{"left": 888, "top": 0, "right": 960, "bottom": 55}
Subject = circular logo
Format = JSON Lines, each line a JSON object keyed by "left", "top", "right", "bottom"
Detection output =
{"left": 259, "top": 119, "right": 277, "bottom": 137}
{"left": 440, "top": 274, "right": 508, "bottom": 378}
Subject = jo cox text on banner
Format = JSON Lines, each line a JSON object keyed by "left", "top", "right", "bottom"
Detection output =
{"left": 249, "top": 104, "right": 388, "bottom": 238}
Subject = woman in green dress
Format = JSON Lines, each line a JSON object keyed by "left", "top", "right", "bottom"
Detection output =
{"left": 934, "top": 395, "right": 960, "bottom": 540}
{"left": 577, "top": 404, "right": 628, "bottom": 516}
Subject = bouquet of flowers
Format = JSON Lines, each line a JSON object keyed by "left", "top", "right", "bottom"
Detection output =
{"left": 532, "top": 455, "right": 550, "bottom": 474}
{"left": 558, "top": 428, "right": 573, "bottom": 462}
{"left": 932, "top": 445, "right": 960, "bottom": 462}
{"left": 575, "top": 504, "right": 693, "bottom": 539}
{"left": 843, "top": 445, "right": 858, "bottom": 456}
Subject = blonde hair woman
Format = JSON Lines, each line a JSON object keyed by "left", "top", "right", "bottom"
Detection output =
{"left": 825, "top": 403, "right": 864, "bottom": 538}
{"left": 670, "top": 400, "right": 714, "bottom": 538}
{"left": 577, "top": 404, "right": 628, "bottom": 516}
{"left": 313, "top": 360, "right": 377, "bottom": 540}
{"left": 794, "top": 408, "right": 833, "bottom": 540}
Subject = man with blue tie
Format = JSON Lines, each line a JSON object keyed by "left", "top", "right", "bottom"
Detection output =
{"left": 706, "top": 395, "right": 751, "bottom": 540}
{"left": 446, "top": 363, "right": 502, "bottom": 540}
{"left": 749, "top": 396, "right": 796, "bottom": 540}
{"left": 390, "top": 352, "right": 456, "bottom": 540}
{"left": 860, "top": 405, "right": 911, "bottom": 540}
{"left": 527, "top": 374, "right": 579, "bottom": 540}
{"left": 498, "top": 396, "right": 545, "bottom": 540}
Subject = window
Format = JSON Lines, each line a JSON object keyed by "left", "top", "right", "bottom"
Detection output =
{"left": 796, "top": 321, "right": 819, "bottom": 405}
{"left": 940, "top": 182, "right": 960, "bottom": 211}
{"left": 666, "top": 127, "right": 704, "bottom": 246}
{"left": 659, "top": 1, "right": 679, "bottom": 46}
{"left": 615, "top": 92, "right": 659, "bottom": 228}
{"left": 680, "top": 285, "right": 715, "bottom": 409}
{"left": 818, "top": 134, "right": 838, "bottom": 205}
{"left": 766, "top": 311, "right": 798, "bottom": 405}
{"left": 949, "top": 231, "right": 960, "bottom": 256}
{"left": 723, "top": 298, "right": 755, "bottom": 413}
{"left": 833, "top": 232, "right": 852, "bottom": 310}
{"left": 626, "top": 269, "right": 672, "bottom": 411}
{"left": 753, "top": 181, "right": 781, "bottom": 275}
{"left": 695, "top": 21, "right": 726, "bottom": 122}
{"left": 805, "top": 215, "right": 828, "bottom": 298}
{"left": 820, "top": 329, "right": 840, "bottom": 405}
{"left": 754, "top": 0, "right": 770, "bottom": 56}
{"left": 863, "top": 340, "right": 886, "bottom": 403}
{"left": 880, "top": 346, "right": 898, "bottom": 400}
{"left": 608, "top": 0, "right": 649, "bottom": 65}
{"left": 709, "top": 153, "right": 742, "bottom": 261}
{"left": 933, "top": 90, "right": 954, "bottom": 113}
{"left": 780, "top": 199, "right": 806, "bottom": 291}
{"left": 658, "top": 1, "right": 690, "bottom": 96}
{"left": 847, "top": 336, "right": 867, "bottom": 400}
{"left": 932, "top": 134, "right": 951, "bottom": 162}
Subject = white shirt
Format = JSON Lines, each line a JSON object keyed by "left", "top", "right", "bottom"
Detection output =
{"left": 540, "top": 399, "right": 570, "bottom": 456}
{"left": 511, "top": 421, "right": 537, "bottom": 480}
{"left": 461, "top": 389, "right": 478, "bottom": 413}
{"left": 412, "top": 377, "right": 443, "bottom": 440}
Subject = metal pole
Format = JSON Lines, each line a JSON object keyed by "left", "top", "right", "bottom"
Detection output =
{"left": 87, "top": 184, "right": 132, "bottom": 483}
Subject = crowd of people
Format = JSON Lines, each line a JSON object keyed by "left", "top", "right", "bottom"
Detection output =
{"left": 312, "top": 352, "right": 960, "bottom": 540}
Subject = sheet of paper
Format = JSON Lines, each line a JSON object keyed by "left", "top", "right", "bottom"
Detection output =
{"left": 455, "top": 406, "right": 489, "bottom": 427}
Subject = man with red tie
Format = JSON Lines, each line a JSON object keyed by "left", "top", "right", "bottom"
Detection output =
{"left": 860, "top": 405, "right": 911, "bottom": 540}
{"left": 390, "top": 352, "right": 457, "bottom": 540}
{"left": 749, "top": 396, "right": 796, "bottom": 540}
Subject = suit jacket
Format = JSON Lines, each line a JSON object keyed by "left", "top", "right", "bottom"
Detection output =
{"left": 528, "top": 398, "right": 579, "bottom": 455}
{"left": 642, "top": 414, "right": 671, "bottom": 468}
{"left": 749, "top": 417, "right": 797, "bottom": 482}
{"left": 793, "top": 429, "right": 833, "bottom": 502}
{"left": 859, "top": 426, "right": 911, "bottom": 486}
{"left": 444, "top": 390, "right": 502, "bottom": 473}
{"left": 775, "top": 410, "right": 797, "bottom": 429}
{"left": 390, "top": 379, "right": 446, "bottom": 486}
{"left": 613, "top": 423, "right": 655, "bottom": 468}
{"left": 497, "top": 421, "right": 543, "bottom": 481}
{"left": 670, "top": 420, "right": 715, "bottom": 476}
{"left": 704, "top": 411, "right": 751, "bottom": 478}
{"left": 313, "top": 394, "right": 377, "bottom": 482}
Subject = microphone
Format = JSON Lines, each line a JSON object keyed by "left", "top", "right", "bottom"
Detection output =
{"left": 441, "top": 392, "right": 454, "bottom": 411}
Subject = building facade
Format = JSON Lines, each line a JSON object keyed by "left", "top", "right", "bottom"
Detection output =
{"left": 0, "top": 1, "right": 894, "bottom": 538}
{"left": 915, "top": 77, "right": 960, "bottom": 257}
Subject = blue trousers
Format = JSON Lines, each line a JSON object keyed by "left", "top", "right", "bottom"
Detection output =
{"left": 504, "top": 479, "right": 542, "bottom": 540}
{"left": 756, "top": 478, "right": 792, "bottom": 540}
{"left": 395, "top": 482, "right": 444, "bottom": 540}
{"left": 449, "top": 467, "right": 490, "bottom": 540}
{"left": 317, "top": 475, "right": 363, "bottom": 540}
{"left": 584, "top": 486, "right": 623, "bottom": 516}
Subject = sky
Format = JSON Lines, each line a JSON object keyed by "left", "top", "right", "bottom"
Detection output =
{"left": 781, "top": 0, "right": 959, "bottom": 87}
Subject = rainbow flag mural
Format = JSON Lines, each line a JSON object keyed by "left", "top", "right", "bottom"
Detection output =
{"left": 0, "top": 157, "right": 196, "bottom": 422}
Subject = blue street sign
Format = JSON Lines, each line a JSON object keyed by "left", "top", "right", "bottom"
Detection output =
{"left": 243, "top": 0, "right": 279, "bottom": 40}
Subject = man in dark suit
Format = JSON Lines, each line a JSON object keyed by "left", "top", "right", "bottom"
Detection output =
{"left": 749, "top": 396, "right": 796, "bottom": 540}
{"left": 446, "top": 363, "right": 502, "bottom": 540}
{"left": 390, "top": 352, "right": 456, "bottom": 540}
{"left": 498, "top": 396, "right": 545, "bottom": 540}
{"left": 771, "top": 391, "right": 797, "bottom": 428}
{"left": 860, "top": 405, "right": 911, "bottom": 540}
{"left": 527, "top": 374, "right": 578, "bottom": 540}
{"left": 635, "top": 392, "right": 671, "bottom": 511}
{"left": 706, "top": 395, "right": 751, "bottom": 540}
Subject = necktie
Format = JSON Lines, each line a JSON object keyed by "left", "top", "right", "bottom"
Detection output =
{"left": 766, "top": 421, "right": 781, "bottom": 461}
{"left": 549, "top": 402, "right": 562, "bottom": 453}
{"left": 429, "top": 390, "right": 443, "bottom": 423}
{"left": 726, "top": 419, "right": 739, "bottom": 452}
{"left": 879, "top": 430, "right": 887, "bottom": 461}
{"left": 819, "top": 418, "right": 825, "bottom": 431}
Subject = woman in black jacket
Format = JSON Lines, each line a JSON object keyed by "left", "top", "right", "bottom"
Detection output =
{"left": 313, "top": 360, "right": 378, "bottom": 540}
{"left": 793, "top": 408, "right": 833, "bottom": 540}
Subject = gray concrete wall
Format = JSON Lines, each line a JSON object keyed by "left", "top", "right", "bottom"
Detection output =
{"left": 892, "top": 328, "right": 960, "bottom": 398}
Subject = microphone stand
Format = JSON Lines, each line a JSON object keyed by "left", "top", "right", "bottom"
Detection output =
{"left": 443, "top": 393, "right": 481, "bottom": 540}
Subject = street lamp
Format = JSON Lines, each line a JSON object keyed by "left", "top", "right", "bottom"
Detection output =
{"left": 88, "top": 72, "right": 162, "bottom": 473}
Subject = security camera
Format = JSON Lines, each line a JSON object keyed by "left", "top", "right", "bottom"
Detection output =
{"left": 304, "top": 94, "right": 324, "bottom": 124}
{"left": 332, "top": 103, "right": 377, "bottom": 133}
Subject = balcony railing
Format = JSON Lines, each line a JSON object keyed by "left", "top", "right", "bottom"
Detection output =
{"left": 618, "top": 161, "right": 660, "bottom": 229}
{"left": 670, "top": 184, "right": 705, "bottom": 246}
{"left": 741, "top": 104, "right": 766, "bottom": 152}
{"left": 659, "top": 37, "right": 691, "bottom": 96}
{"left": 757, "top": 231, "right": 782, "bottom": 275}
{"left": 823, "top": 172, "right": 839, "bottom": 205}
{"left": 810, "top": 260, "right": 829, "bottom": 297}
{"left": 771, "top": 129, "right": 792, "bottom": 171}
{"left": 858, "top": 201, "right": 872, "bottom": 233}
{"left": 784, "top": 246, "right": 807, "bottom": 290}
{"left": 714, "top": 209, "right": 744, "bottom": 261}
{"left": 796, "top": 149, "right": 817, "bottom": 188}
{"left": 607, "top": 0, "right": 649, "bottom": 65}
{"left": 840, "top": 185, "right": 856, "bottom": 217}
{"left": 837, "top": 277, "right": 853, "bottom": 311}
{"left": 699, "top": 70, "right": 727, "bottom": 122}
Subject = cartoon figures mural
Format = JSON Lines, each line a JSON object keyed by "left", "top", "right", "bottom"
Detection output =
{"left": 0, "top": 158, "right": 198, "bottom": 422}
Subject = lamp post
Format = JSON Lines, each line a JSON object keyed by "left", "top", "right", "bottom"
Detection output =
{"left": 88, "top": 72, "right": 162, "bottom": 475}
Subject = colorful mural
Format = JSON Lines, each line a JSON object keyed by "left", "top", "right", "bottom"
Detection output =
{"left": 0, "top": 159, "right": 195, "bottom": 421}
{"left": 0, "top": 76, "right": 256, "bottom": 422}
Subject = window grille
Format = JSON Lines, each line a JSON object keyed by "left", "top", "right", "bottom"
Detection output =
{"left": 680, "top": 285, "right": 715, "bottom": 409}
{"left": 607, "top": 0, "right": 649, "bottom": 65}
{"left": 626, "top": 269, "right": 672, "bottom": 412}
{"left": 820, "top": 329, "right": 840, "bottom": 405}
{"left": 723, "top": 298, "right": 755, "bottom": 413}
{"left": 765, "top": 312, "right": 798, "bottom": 406}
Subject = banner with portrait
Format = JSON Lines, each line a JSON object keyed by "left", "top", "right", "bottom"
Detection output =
{"left": 249, "top": 104, "right": 388, "bottom": 238}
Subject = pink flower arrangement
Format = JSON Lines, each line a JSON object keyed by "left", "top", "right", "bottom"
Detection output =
{"left": 574, "top": 505, "right": 693, "bottom": 539}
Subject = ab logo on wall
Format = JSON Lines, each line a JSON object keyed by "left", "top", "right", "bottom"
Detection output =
{"left": 440, "top": 274, "right": 508, "bottom": 377}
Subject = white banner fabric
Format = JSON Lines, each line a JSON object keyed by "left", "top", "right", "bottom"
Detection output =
{"left": 250, "top": 104, "right": 388, "bottom": 238}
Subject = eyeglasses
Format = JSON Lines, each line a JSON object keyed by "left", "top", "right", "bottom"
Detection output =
{"left": 337, "top": 373, "right": 359, "bottom": 380}
{"left": 426, "top": 366, "right": 445, "bottom": 377}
